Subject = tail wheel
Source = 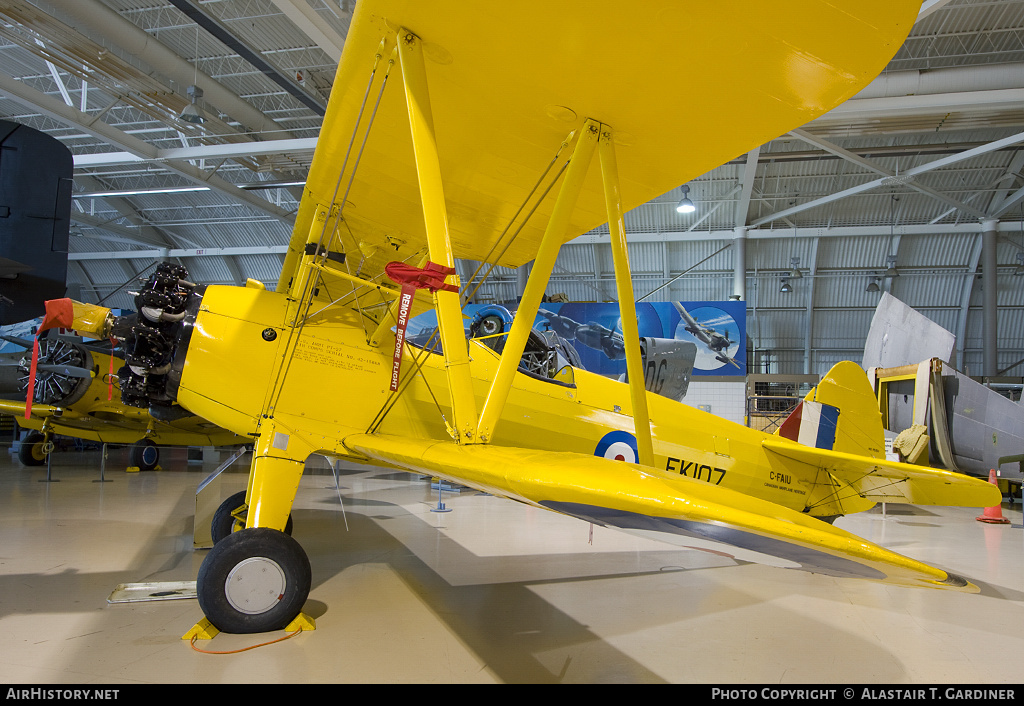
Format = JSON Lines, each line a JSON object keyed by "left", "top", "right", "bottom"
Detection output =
{"left": 129, "top": 440, "right": 159, "bottom": 471}
{"left": 197, "top": 527, "right": 311, "bottom": 634}
{"left": 18, "top": 431, "right": 47, "bottom": 466}
{"left": 211, "top": 490, "right": 294, "bottom": 544}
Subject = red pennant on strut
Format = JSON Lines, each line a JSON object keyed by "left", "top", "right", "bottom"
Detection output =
{"left": 384, "top": 261, "right": 459, "bottom": 391}
{"left": 384, "top": 261, "right": 458, "bottom": 294}
{"left": 24, "top": 298, "right": 75, "bottom": 419}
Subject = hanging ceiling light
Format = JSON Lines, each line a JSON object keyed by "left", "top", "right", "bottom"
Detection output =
{"left": 178, "top": 84, "right": 206, "bottom": 124}
{"left": 1014, "top": 253, "right": 1024, "bottom": 276}
{"left": 676, "top": 184, "right": 696, "bottom": 214}
{"left": 780, "top": 277, "right": 792, "bottom": 293}
{"left": 179, "top": 28, "right": 205, "bottom": 125}
{"left": 789, "top": 256, "right": 802, "bottom": 279}
{"left": 866, "top": 275, "right": 880, "bottom": 293}
{"left": 883, "top": 195, "right": 900, "bottom": 278}
{"left": 884, "top": 255, "right": 900, "bottom": 278}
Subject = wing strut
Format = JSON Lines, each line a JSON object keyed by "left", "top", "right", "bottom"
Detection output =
{"left": 397, "top": 29, "right": 479, "bottom": 444}
{"left": 475, "top": 121, "right": 599, "bottom": 443}
{"left": 472, "top": 122, "right": 655, "bottom": 466}
{"left": 598, "top": 128, "right": 654, "bottom": 467}
{"left": 393, "top": 32, "right": 655, "bottom": 462}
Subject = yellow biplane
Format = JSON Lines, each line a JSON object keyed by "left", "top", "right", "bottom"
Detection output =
{"left": 63, "top": 0, "right": 1000, "bottom": 634}
{"left": 0, "top": 313, "right": 245, "bottom": 469}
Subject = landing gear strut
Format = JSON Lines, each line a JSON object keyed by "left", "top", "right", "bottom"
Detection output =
{"left": 211, "top": 490, "right": 294, "bottom": 544}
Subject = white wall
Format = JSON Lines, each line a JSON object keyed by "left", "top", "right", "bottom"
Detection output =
{"left": 680, "top": 381, "right": 747, "bottom": 426}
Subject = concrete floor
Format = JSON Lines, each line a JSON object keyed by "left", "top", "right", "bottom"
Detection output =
{"left": 1, "top": 445, "right": 1023, "bottom": 684}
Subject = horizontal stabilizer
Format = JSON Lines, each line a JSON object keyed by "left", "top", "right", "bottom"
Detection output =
{"left": 762, "top": 436, "right": 1001, "bottom": 507}
{"left": 345, "top": 433, "right": 982, "bottom": 592}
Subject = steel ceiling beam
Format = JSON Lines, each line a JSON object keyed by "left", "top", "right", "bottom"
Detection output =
{"left": 74, "top": 174, "right": 185, "bottom": 249}
{"left": 572, "top": 220, "right": 1024, "bottom": 245}
{"left": 818, "top": 88, "right": 1024, "bottom": 123}
{"left": 918, "top": 0, "right": 958, "bottom": 21}
{"left": 69, "top": 245, "right": 289, "bottom": 261}
{"left": 687, "top": 185, "right": 741, "bottom": 233}
{"left": 992, "top": 183, "right": 1024, "bottom": 218}
{"left": 269, "top": 0, "right": 346, "bottom": 62}
{"left": 70, "top": 136, "right": 1021, "bottom": 171}
{"left": 954, "top": 235, "right": 983, "bottom": 370}
{"left": 70, "top": 212, "right": 171, "bottom": 249}
{"left": 166, "top": 0, "right": 327, "bottom": 116}
{"left": 749, "top": 130, "right": 1024, "bottom": 228}
{"left": 72, "top": 137, "right": 319, "bottom": 168}
{"left": 0, "top": 71, "right": 295, "bottom": 225}
{"left": 735, "top": 148, "right": 759, "bottom": 228}
{"left": 37, "top": 0, "right": 298, "bottom": 138}
{"left": 988, "top": 150, "right": 1024, "bottom": 214}
{"left": 789, "top": 128, "right": 988, "bottom": 219}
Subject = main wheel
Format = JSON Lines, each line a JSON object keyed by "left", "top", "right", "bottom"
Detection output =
{"left": 18, "top": 431, "right": 47, "bottom": 467}
{"left": 211, "top": 490, "right": 294, "bottom": 544}
{"left": 197, "top": 527, "right": 311, "bottom": 634}
{"left": 129, "top": 439, "right": 159, "bottom": 471}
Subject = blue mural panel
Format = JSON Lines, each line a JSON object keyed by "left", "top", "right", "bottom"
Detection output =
{"left": 408, "top": 301, "right": 746, "bottom": 377}
{"left": 530, "top": 301, "right": 745, "bottom": 377}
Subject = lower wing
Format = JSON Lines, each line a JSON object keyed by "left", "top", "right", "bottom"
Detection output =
{"left": 344, "top": 433, "right": 982, "bottom": 592}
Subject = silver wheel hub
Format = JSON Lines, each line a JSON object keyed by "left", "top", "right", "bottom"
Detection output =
{"left": 224, "top": 557, "right": 286, "bottom": 615}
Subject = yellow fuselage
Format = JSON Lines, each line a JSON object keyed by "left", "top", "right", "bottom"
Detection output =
{"left": 177, "top": 284, "right": 821, "bottom": 514}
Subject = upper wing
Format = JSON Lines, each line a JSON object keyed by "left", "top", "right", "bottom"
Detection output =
{"left": 280, "top": 0, "right": 919, "bottom": 300}
{"left": 345, "top": 432, "right": 982, "bottom": 592}
{"left": 762, "top": 436, "right": 1002, "bottom": 507}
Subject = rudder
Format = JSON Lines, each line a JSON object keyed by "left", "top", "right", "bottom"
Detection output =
{"left": 778, "top": 361, "right": 885, "bottom": 459}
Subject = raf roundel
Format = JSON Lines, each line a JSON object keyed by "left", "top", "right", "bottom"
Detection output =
{"left": 594, "top": 430, "right": 639, "bottom": 463}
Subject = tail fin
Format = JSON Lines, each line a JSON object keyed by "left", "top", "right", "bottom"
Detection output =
{"left": 777, "top": 361, "right": 885, "bottom": 459}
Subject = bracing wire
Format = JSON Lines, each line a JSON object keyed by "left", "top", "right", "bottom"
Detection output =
{"left": 266, "top": 39, "right": 391, "bottom": 413}
{"left": 461, "top": 132, "right": 577, "bottom": 305}
{"left": 366, "top": 329, "right": 448, "bottom": 436}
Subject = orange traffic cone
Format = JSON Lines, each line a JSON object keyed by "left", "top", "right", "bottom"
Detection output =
{"left": 977, "top": 469, "right": 1011, "bottom": 524}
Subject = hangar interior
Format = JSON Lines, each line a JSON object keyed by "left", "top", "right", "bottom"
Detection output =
{"left": 1, "top": 0, "right": 1024, "bottom": 685}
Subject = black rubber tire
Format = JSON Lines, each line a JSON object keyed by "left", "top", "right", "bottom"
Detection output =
{"left": 211, "top": 490, "right": 294, "bottom": 544}
{"left": 18, "top": 431, "right": 47, "bottom": 467}
{"left": 129, "top": 439, "right": 159, "bottom": 471}
{"left": 197, "top": 527, "right": 311, "bottom": 634}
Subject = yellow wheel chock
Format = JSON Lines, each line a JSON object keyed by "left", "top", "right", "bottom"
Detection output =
{"left": 182, "top": 612, "right": 315, "bottom": 641}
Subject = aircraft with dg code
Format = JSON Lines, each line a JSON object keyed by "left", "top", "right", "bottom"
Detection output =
{"left": 49, "top": 0, "right": 999, "bottom": 636}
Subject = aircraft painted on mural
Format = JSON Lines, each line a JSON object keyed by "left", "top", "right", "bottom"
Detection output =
{"left": 673, "top": 302, "right": 741, "bottom": 370}
{"left": 55, "top": 0, "right": 998, "bottom": 636}
{"left": 537, "top": 307, "right": 635, "bottom": 361}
